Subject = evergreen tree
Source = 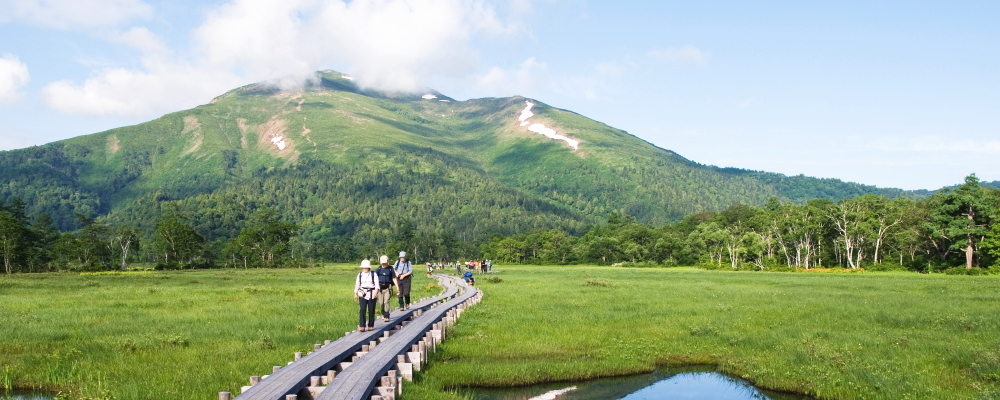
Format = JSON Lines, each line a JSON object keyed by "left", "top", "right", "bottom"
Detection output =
{"left": 927, "top": 174, "right": 997, "bottom": 269}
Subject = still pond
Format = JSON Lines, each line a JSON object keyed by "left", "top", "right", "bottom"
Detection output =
{"left": 471, "top": 367, "right": 811, "bottom": 400}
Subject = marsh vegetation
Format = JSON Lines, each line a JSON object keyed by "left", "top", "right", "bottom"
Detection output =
{"left": 2, "top": 266, "right": 998, "bottom": 399}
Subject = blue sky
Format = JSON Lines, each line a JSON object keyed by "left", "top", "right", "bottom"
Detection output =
{"left": 1, "top": 0, "right": 997, "bottom": 190}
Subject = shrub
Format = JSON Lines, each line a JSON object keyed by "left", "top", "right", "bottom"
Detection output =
{"left": 616, "top": 261, "right": 661, "bottom": 268}
{"left": 867, "top": 262, "right": 908, "bottom": 272}
{"left": 944, "top": 267, "right": 990, "bottom": 276}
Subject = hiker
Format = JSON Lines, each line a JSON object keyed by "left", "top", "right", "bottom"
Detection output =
{"left": 394, "top": 251, "right": 413, "bottom": 310}
{"left": 375, "top": 255, "right": 399, "bottom": 322}
{"left": 455, "top": 261, "right": 462, "bottom": 275}
{"left": 463, "top": 270, "right": 475, "bottom": 286}
{"left": 426, "top": 262, "right": 433, "bottom": 276}
{"left": 353, "top": 259, "right": 378, "bottom": 332}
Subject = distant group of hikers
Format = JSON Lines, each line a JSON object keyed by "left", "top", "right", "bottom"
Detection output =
{"left": 417, "top": 260, "right": 492, "bottom": 274}
{"left": 353, "top": 253, "right": 492, "bottom": 332}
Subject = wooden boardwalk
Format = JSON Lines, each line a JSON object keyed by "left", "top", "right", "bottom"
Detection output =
{"left": 233, "top": 274, "right": 468, "bottom": 400}
{"left": 316, "top": 277, "right": 479, "bottom": 400}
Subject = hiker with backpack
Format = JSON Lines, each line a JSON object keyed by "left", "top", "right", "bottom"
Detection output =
{"left": 394, "top": 251, "right": 413, "bottom": 310}
{"left": 375, "top": 255, "right": 399, "bottom": 322}
{"left": 353, "top": 259, "right": 378, "bottom": 332}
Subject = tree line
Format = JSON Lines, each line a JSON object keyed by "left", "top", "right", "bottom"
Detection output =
{"left": 0, "top": 202, "right": 301, "bottom": 271}
{"left": 481, "top": 175, "right": 1000, "bottom": 273}
{"left": 2, "top": 174, "right": 998, "bottom": 273}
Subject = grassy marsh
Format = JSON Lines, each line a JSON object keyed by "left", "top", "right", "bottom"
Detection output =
{"left": 408, "top": 267, "right": 1000, "bottom": 400}
{"left": 0, "top": 266, "right": 439, "bottom": 399}
{"left": 2, "top": 266, "right": 1000, "bottom": 400}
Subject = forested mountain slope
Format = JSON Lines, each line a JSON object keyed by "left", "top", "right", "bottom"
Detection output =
{"left": 0, "top": 70, "right": 923, "bottom": 244}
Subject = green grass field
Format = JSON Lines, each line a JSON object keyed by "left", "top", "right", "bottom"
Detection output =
{"left": 408, "top": 267, "right": 1000, "bottom": 400}
{"left": 0, "top": 266, "right": 440, "bottom": 399}
{"left": 2, "top": 266, "right": 999, "bottom": 400}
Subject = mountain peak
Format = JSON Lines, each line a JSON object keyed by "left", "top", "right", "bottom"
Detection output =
{"left": 1, "top": 73, "right": 921, "bottom": 235}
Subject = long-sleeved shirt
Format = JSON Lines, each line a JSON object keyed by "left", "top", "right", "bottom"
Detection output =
{"left": 393, "top": 259, "right": 412, "bottom": 278}
{"left": 355, "top": 270, "right": 378, "bottom": 300}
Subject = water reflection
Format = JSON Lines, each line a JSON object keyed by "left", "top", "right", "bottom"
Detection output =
{"left": 0, "top": 392, "right": 53, "bottom": 400}
{"left": 472, "top": 367, "right": 811, "bottom": 400}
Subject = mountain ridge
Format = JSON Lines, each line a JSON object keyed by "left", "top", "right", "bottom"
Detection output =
{"left": 0, "top": 70, "right": 928, "bottom": 244}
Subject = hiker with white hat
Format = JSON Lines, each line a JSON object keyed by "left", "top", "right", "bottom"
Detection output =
{"left": 353, "top": 259, "right": 378, "bottom": 331}
{"left": 374, "top": 255, "right": 399, "bottom": 322}
{"left": 393, "top": 251, "right": 413, "bottom": 310}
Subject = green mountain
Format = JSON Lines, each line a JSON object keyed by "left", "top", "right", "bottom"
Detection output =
{"left": 0, "top": 70, "right": 925, "bottom": 245}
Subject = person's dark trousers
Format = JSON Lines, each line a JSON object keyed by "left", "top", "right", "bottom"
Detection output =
{"left": 397, "top": 276, "right": 411, "bottom": 308}
{"left": 359, "top": 297, "right": 376, "bottom": 328}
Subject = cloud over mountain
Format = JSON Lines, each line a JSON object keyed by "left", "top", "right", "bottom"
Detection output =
{"left": 39, "top": 0, "right": 521, "bottom": 118}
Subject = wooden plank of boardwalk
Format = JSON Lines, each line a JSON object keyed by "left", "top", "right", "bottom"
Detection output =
{"left": 235, "top": 276, "right": 461, "bottom": 400}
{"left": 317, "top": 276, "right": 478, "bottom": 400}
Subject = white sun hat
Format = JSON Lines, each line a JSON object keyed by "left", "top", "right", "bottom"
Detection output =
{"left": 379, "top": 255, "right": 389, "bottom": 264}
{"left": 360, "top": 259, "right": 371, "bottom": 269}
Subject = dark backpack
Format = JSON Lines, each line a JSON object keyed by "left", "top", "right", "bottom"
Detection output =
{"left": 376, "top": 267, "right": 395, "bottom": 289}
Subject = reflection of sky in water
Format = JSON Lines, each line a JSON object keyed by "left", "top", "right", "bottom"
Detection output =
{"left": 5, "top": 371, "right": 806, "bottom": 400}
{"left": 1, "top": 393, "right": 53, "bottom": 400}
{"left": 620, "top": 372, "right": 769, "bottom": 400}
{"left": 473, "top": 369, "right": 810, "bottom": 400}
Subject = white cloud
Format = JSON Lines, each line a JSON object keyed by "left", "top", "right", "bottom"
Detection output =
{"left": 476, "top": 57, "right": 634, "bottom": 101}
{"left": 41, "top": 0, "right": 523, "bottom": 117}
{"left": 476, "top": 57, "right": 550, "bottom": 95}
{"left": 42, "top": 28, "right": 242, "bottom": 117}
{"left": 191, "top": 0, "right": 515, "bottom": 92}
{"left": 111, "top": 26, "right": 170, "bottom": 55}
{"left": 0, "top": 54, "right": 30, "bottom": 103}
{"left": 647, "top": 45, "right": 707, "bottom": 66}
{"left": 43, "top": 67, "right": 241, "bottom": 117}
{"left": 0, "top": 0, "right": 152, "bottom": 29}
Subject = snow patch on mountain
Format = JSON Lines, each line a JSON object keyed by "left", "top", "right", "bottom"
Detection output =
{"left": 422, "top": 94, "right": 437, "bottom": 99}
{"left": 518, "top": 101, "right": 534, "bottom": 126}
{"left": 271, "top": 136, "right": 287, "bottom": 150}
{"left": 516, "top": 101, "right": 579, "bottom": 150}
{"left": 528, "top": 123, "right": 579, "bottom": 150}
